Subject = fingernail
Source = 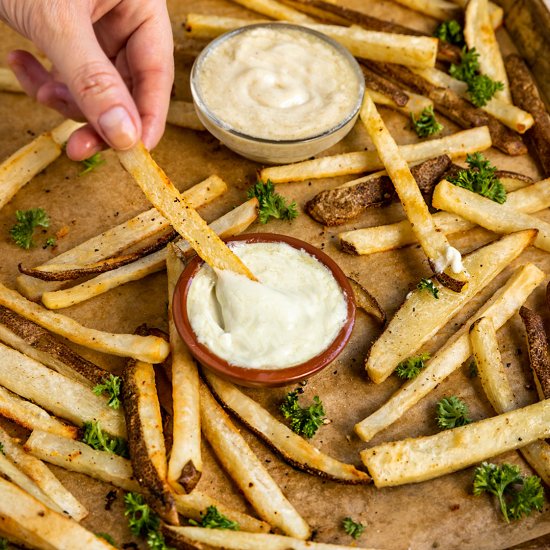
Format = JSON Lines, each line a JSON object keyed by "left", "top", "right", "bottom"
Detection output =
{"left": 98, "top": 105, "right": 137, "bottom": 150}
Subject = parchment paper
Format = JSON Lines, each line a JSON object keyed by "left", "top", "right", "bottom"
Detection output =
{"left": 1, "top": 1, "right": 550, "bottom": 548}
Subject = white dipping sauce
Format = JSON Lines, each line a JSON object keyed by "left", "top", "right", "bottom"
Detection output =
{"left": 196, "top": 26, "right": 361, "bottom": 141}
{"left": 186, "top": 242, "right": 348, "bottom": 370}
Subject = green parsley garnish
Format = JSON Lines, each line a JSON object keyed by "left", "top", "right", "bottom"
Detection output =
{"left": 80, "top": 152, "right": 105, "bottom": 176}
{"left": 82, "top": 421, "right": 128, "bottom": 457}
{"left": 342, "top": 517, "right": 365, "bottom": 539}
{"left": 247, "top": 180, "right": 298, "bottom": 224}
{"left": 417, "top": 278, "right": 439, "bottom": 299}
{"left": 434, "top": 19, "right": 464, "bottom": 47}
{"left": 450, "top": 47, "right": 480, "bottom": 82}
{"left": 0, "top": 538, "right": 8, "bottom": 550}
{"left": 395, "top": 352, "right": 431, "bottom": 380}
{"left": 410, "top": 106, "right": 443, "bottom": 138}
{"left": 43, "top": 236, "right": 56, "bottom": 249}
{"left": 0, "top": 442, "right": 4, "bottom": 455}
{"left": 436, "top": 396, "right": 472, "bottom": 429}
{"left": 93, "top": 374, "right": 122, "bottom": 409}
{"left": 189, "top": 506, "right": 240, "bottom": 530}
{"left": 473, "top": 462, "right": 544, "bottom": 522}
{"left": 280, "top": 389, "right": 325, "bottom": 439}
{"left": 96, "top": 533, "right": 117, "bottom": 546}
{"left": 10, "top": 208, "right": 50, "bottom": 249}
{"left": 448, "top": 152, "right": 506, "bottom": 204}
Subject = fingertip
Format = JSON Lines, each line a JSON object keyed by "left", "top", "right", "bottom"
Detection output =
{"left": 97, "top": 104, "right": 140, "bottom": 151}
{"left": 140, "top": 113, "right": 165, "bottom": 151}
{"left": 65, "top": 126, "right": 104, "bottom": 161}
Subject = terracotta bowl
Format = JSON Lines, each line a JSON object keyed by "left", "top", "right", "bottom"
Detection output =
{"left": 172, "top": 233, "right": 356, "bottom": 387}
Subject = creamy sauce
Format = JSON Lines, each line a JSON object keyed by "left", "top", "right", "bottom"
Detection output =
{"left": 434, "top": 245, "right": 465, "bottom": 274}
{"left": 196, "top": 26, "right": 361, "bottom": 141}
{"left": 186, "top": 242, "right": 348, "bottom": 370}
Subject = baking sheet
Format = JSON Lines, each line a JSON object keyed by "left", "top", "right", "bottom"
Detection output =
{"left": 1, "top": 1, "right": 550, "bottom": 548}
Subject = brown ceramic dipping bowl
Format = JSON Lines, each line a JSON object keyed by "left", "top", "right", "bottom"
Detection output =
{"left": 172, "top": 233, "right": 356, "bottom": 387}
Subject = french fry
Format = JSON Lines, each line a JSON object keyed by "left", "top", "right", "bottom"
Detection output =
{"left": 347, "top": 278, "right": 386, "bottom": 324}
{"left": 279, "top": 0, "right": 351, "bottom": 24}
{"left": 362, "top": 66, "right": 410, "bottom": 107}
{"left": 0, "top": 283, "right": 170, "bottom": 363}
{"left": 0, "top": 67, "right": 23, "bottom": 92}
{"left": 122, "top": 355, "right": 178, "bottom": 524}
{"left": 0, "top": 341, "right": 126, "bottom": 438}
{"left": 166, "top": 245, "right": 202, "bottom": 494}
{"left": 355, "top": 263, "right": 545, "bottom": 442}
{"left": 359, "top": 92, "right": 467, "bottom": 290}
{"left": 0, "top": 478, "right": 116, "bottom": 549}
{"left": 199, "top": 381, "right": 311, "bottom": 539}
{"left": 386, "top": 0, "right": 459, "bottom": 20}
{"left": 366, "top": 230, "right": 535, "bottom": 384}
{"left": 339, "top": 177, "right": 549, "bottom": 255}
{"left": 432, "top": 179, "right": 550, "bottom": 252}
{"left": 451, "top": 0, "right": 503, "bottom": 29}
{"left": 167, "top": 100, "right": 205, "bottom": 131}
{"left": 16, "top": 174, "right": 227, "bottom": 301}
{"left": 204, "top": 370, "right": 371, "bottom": 483}
{"left": 118, "top": 143, "right": 256, "bottom": 280}
{"left": 260, "top": 126, "right": 492, "bottom": 183}
{"left": 228, "top": 0, "right": 316, "bottom": 22}
{"left": 464, "top": 0, "right": 511, "bottom": 102}
{"left": 367, "top": 88, "right": 433, "bottom": 117}
{"left": 0, "top": 426, "right": 86, "bottom": 521}
{"left": 0, "top": 119, "right": 82, "bottom": 210}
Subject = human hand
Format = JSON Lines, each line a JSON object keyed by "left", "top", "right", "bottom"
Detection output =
{"left": 0, "top": 0, "right": 174, "bottom": 160}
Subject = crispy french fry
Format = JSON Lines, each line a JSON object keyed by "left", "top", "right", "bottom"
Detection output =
{"left": 367, "top": 88, "right": 433, "bottom": 117}
{"left": 260, "top": 126, "right": 491, "bottom": 183}
{"left": 362, "top": 398, "right": 550, "bottom": 487}
{"left": 386, "top": 0, "right": 459, "bottom": 20}
{"left": 0, "top": 67, "right": 23, "bottom": 92}
{"left": 464, "top": 0, "right": 510, "bottom": 102}
{"left": 118, "top": 143, "right": 256, "bottom": 280}
{"left": 355, "top": 263, "right": 545, "bottom": 442}
{"left": 362, "top": 67, "right": 410, "bottom": 107}
{"left": 204, "top": 370, "right": 371, "bottom": 483}
{"left": 0, "top": 284, "right": 170, "bottom": 363}
{"left": 166, "top": 245, "right": 202, "bottom": 494}
{"left": 0, "top": 426, "right": 86, "bottom": 520}
{"left": 366, "top": 230, "right": 535, "bottom": 384}
{"left": 0, "top": 477, "right": 115, "bottom": 549}
{"left": 451, "top": 0, "right": 503, "bottom": 28}
{"left": 199, "top": 381, "right": 311, "bottom": 539}
{"left": 432, "top": 179, "right": 550, "bottom": 252}
{"left": 347, "top": 278, "right": 386, "bottom": 324}
{"left": 16, "top": 174, "right": 227, "bottom": 301}
{"left": 0, "top": 341, "right": 126, "bottom": 438}
{"left": 229, "top": 0, "right": 316, "bottom": 22}
{"left": 279, "top": 0, "right": 351, "bottom": 24}
{"left": 359, "top": 92, "right": 467, "bottom": 289}
{"left": 340, "top": 177, "right": 549, "bottom": 255}
{"left": 167, "top": 100, "right": 205, "bottom": 131}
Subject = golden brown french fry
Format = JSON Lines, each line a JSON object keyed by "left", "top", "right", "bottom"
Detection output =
{"left": 355, "top": 263, "right": 545, "bottom": 442}
{"left": 16, "top": 174, "right": 227, "bottom": 301}
{"left": 118, "top": 143, "right": 256, "bottom": 280}
{"left": 0, "top": 67, "right": 23, "bottom": 92}
{"left": 347, "top": 278, "right": 386, "bottom": 324}
{"left": 0, "top": 341, "right": 126, "bottom": 438}
{"left": 362, "top": 398, "right": 550, "bottom": 487}
{"left": 167, "top": 100, "right": 205, "bottom": 131}
{"left": 366, "top": 230, "right": 535, "bottom": 384}
{"left": 228, "top": 0, "right": 315, "bottom": 22}
{"left": 204, "top": 370, "right": 371, "bottom": 483}
{"left": 0, "top": 477, "right": 116, "bottom": 549}
{"left": 199, "top": 381, "right": 311, "bottom": 539}
{"left": 340, "top": 177, "right": 550, "bottom": 255}
{"left": 0, "top": 284, "right": 170, "bottom": 363}
{"left": 432, "top": 179, "right": 550, "bottom": 252}
{"left": 451, "top": 0, "right": 503, "bottom": 28}
{"left": 464, "top": 0, "right": 511, "bottom": 102}
{"left": 260, "top": 126, "right": 491, "bottom": 183}
{"left": 387, "top": 0, "right": 459, "bottom": 20}
{"left": 367, "top": 88, "right": 433, "bottom": 117}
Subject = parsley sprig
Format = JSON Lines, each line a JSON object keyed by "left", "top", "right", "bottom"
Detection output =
{"left": 448, "top": 152, "right": 506, "bottom": 204}
{"left": 417, "top": 278, "right": 439, "bottom": 299}
{"left": 396, "top": 353, "right": 430, "bottom": 380}
{"left": 473, "top": 462, "right": 544, "bottom": 522}
{"left": 80, "top": 152, "right": 105, "bottom": 176}
{"left": 434, "top": 19, "right": 464, "bottom": 47}
{"left": 247, "top": 180, "right": 298, "bottom": 224}
{"left": 0, "top": 538, "right": 8, "bottom": 550}
{"left": 280, "top": 389, "right": 325, "bottom": 439}
{"left": 411, "top": 106, "right": 443, "bottom": 138}
{"left": 93, "top": 374, "right": 122, "bottom": 409}
{"left": 436, "top": 396, "right": 472, "bottom": 429}
{"left": 82, "top": 421, "right": 128, "bottom": 457}
{"left": 189, "top": 506, "right": 240, "bottom": 530}
{"left": 10, "top": 208, "right": 50, "bottom": 249}
{"left": 342, "top": 517, "right": 365, "bottom": 539}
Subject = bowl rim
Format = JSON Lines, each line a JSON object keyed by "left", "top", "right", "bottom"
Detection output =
{"left": 172, "top": 233, "right": 356, "bottom": 387}
{"left": 190, "top": 22, "right": 366, "bottom": 146}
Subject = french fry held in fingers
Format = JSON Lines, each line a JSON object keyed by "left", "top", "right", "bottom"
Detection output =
{"left": 118, "top": 143, "right": 256, "bottom": 280}
{"left": 260, "top": 126, "right": 491, "bottom": 183}
{"left": 358, "top": 92, "right": 468, "bottom": 291}
{"left": 166, "top": 245, "right": 202, "bottom": 494}
{"left": 0, "top": 283, "right": 170, "bottom": 363}
{"left": 0, "top": 477, "right": 116, "bottom": 549}
{"left": 167, "top": 100, "right": 205, "bottom": 131}
{"left": 339, "top": 175, "right": 549, "bottom": 256}
{"left": 366, "top": 230, "right": 535, "bottom": 384}
{"left": 355, "top": 263, "right": 545, "bottom": 442}
{"left": 432, "top": 180, "right": 550, "bottom": 252}
{"left": 204, "top": 370, "right": 371, "bottom": 483}
{"left": 0, "top": 426, "right": 86, "bottom": 521}
{"left": 199, "top": 381, "right": 311, "bottom": 539}
{"left": 16, "top": 174, "right": 227, "bottom": 301}
{"left": 0, "top": 67, "right": 23, "bottom": 92}
{"left": 228, "top": 0, "right": 316, "bottom": 22}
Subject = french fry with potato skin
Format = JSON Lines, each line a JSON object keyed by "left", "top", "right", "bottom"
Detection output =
{"left": 228, "top": 0, "right": 316, "bottom": 22}
{"left": 367, "top": 88, "right": 433, "bottom": 117}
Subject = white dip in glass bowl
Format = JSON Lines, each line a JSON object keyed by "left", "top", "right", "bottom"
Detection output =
{"left": 190, "top": 23, "right": 365, "bottom": 164}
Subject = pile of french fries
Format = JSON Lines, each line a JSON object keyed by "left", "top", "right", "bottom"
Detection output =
{"left": 1, "top": 0, "right": 550, "bottom": 547}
